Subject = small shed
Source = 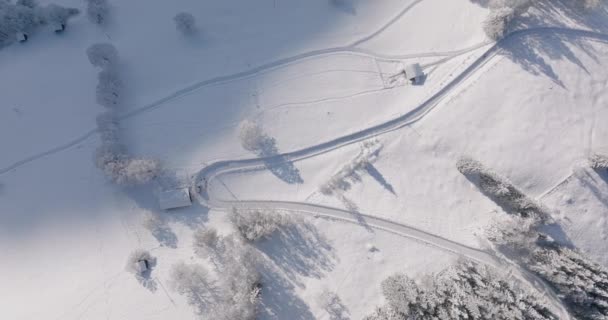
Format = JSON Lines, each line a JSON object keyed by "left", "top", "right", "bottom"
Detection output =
{"left": 52, "top": 22, "right": 66, "bottom": 33}
{"left": 134, "top": 259, "right": 148, "bottom": 274}
{"left": 16, "top": 31, "right": 28, "bottom": 42}
{"left": 158, "top": 188, "right": 192, "bottom": 210}
{"left": 404, "top": 63, "right": 424, "bottom": 84}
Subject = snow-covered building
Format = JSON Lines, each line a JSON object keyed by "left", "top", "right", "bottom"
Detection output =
{"left": 404, "top": 63, "right": 424, "bottom": 84}
{"left": 158, "top": 188, "right": 192, "bottom": 210}
{"left": 16, "top": 31, "right": 28, "bottom": 42}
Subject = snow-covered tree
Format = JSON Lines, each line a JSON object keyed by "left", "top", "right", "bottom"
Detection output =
{"left": 40, "top": 4, "right": 79, "bottom": 31}
{"left": 210, "top": 235, "right": 261, "bottom": 320}
{"left": 87, "top": 43, "right": 119, "bottom": 69}
{"left": 0, "top": 1, "right": 77, "bottom": 46}
{"left": 483, "top": 7, "right": 515, "bottom": 40}
{"left": 590, "top": 153, "right": 608, "bottom": 170}
{"left": 193, "top": 227, "right": 222, "bottom": 258}
{"left": 95, "top": 147, "right": 159, "bottom": 186}
{"left": 174, "top": 12, "right": 197, "bottom": 35}
{"left": 527, "top": 246, "right": 608, "bottom": 319}
{"left": 457, "top": 157, "right": 546, "bottom": 219}
{"left": 229, "top": 207, "right": 293, "bottom": 242}
{"left": 0, "top": 2, "right": 39, "bottom": 39}
{"left": 96, "top": 68, "right": 123, "bottom": 108}
{"left": 86, "top": 0, "right": 109, "bottom": 25}
{"left": 169, "top": 262, "right": 214, "bottom": 314}
{"left": 491, "top": 212, "right": 608, "bottom": 320}
{"left": 238, "top": 120, "right": 268, "bottom": 152}
{"left": 119, "top": 157, "right": 160, "bottom": 185}
{"left": 367, "top": 260, "right": 557, "bottom": 320}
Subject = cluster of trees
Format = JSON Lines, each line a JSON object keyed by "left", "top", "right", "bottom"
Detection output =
{"left": 228, "top": 207, "right": 294, "bottom": 242}
{"left": 89, "top": 45, "right": 160, "bottom": 185}
{"left": 174, "top": 229, "right": 262, "bottom": 319}
{"left": 590, "top": 153, "right": 608, "bottom": 171}
{"left": 366, "top": 260, "right": 556, "bottom": 320}
{"left": 169, "top": 262, "right": 215, "bottom": 314}
{"left": 320, "top": 141, "right": 382, "bottom": 196}
{"left": 457, "top": 157, "right": 546, "bottom": 220}
{"left": 94, "top": 111, "right": 160, "bottom": 185}
{"left": 85, "top": 0, "right": 109, "bottom": 25}
{"left": 317, "top": 289, "right": 350, "bottom": 320}
{"left": 480, "top": 0, "right": 602, "bottom": 40}
{"left": 0, "top": 0, "right": 78, "bottom": 47}
{"left": 529, "top": 245, "right": 608, "bottom": 319}
{"left": 174, "top": 12, "right": 197, "bottom": 36}
{"left": 87, "top": 43, "right": 123, "bottom": 108}
{"left": 493, "top": 218, "right": 608, "bottom": 319}
{"left": 238, "top": 120, "right": 274, "bottom": 154}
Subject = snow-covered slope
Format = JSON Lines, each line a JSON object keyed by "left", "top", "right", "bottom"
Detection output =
{"left": 1, "top": 0, "right": 608, "bottom": 319}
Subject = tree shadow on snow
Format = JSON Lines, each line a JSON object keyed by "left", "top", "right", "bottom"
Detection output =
{"left": 135, "top": 258, "right": 159, "bottom": 292}
{"left": 472, "top": 0, "right": 608, "bottom": 87}
{"left": 578, "top": 168, "right": 608, "bottom": 209}
{"left": 147, "top": 219, "right": 179, "bottom": 248}
{"left": 364, "top": 163, "right": 396, "bottom": 195}
{"left": 256, "top": 222, "right": 336, "bottom": 319}
{"left": 258, "top": 137, "right": 304, "bottom": 184}
{"left": 258, "top": 265, "right": 316, "bottom": 320}
{"left": 258, "top": 222, "right": 335, "bottom": 287}
{"left": 320, "top": 292, "right": 351, "bottom": 320}
{"left": 592, "top": 166, "right": 608, "bottom": 186}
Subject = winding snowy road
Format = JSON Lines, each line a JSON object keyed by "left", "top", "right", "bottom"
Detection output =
{"left": 192, "top": 27, "right": 608, "bottom": 319}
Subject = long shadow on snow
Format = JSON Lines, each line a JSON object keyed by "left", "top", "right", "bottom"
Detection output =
{"left": 473, "top": 0, "right": 608, "bottom": 86}
{"left": 259, "top": 137, "right": 304, "bottom": 184}
{"left": 460, "top": 169, "right": 574, "bottom": 248}
{"left": 364, "top": 163, "right": 396, "bottom": 195}
{"left": 256, "top": 222, "right": 335, "bottom": 319}
{"left": 257, "top": 222, "right": 335, "bottom": 287}
{"left": 579, "top": 168, "right": 608, "bottom": 209}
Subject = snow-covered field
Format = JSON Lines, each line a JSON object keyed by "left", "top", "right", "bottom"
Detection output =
{"left": 1, "top": 0, "right": 608, "bottom": 319}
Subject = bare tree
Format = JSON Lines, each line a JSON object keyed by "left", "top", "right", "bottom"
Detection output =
{"left": 229, "top": 207, "right": 293, "bottom": 242}
{"left": 169, "top": 262, "right": 214, "bottom": 314}
{"left": 86, "top": 43, "right": 119, "bottom": 69}
{"left": 457, "top": 157, "right": 546, "bottom": 219}
{"left": 238, "top": 120, "right": 268, "bottom": 152}
{"left": 483, "top": 7, "right": 515, "bottom": 40}
{"left": 86, "top": 0, "right": 109, "bottom": 25}
{"left": 174, "top": 12, "right": 197, "bottom": 35}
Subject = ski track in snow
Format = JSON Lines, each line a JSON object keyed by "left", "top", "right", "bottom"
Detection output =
{"left": 2, "top": 4, "right": 606, "bottom": 315}
{"left": 193, "top": 28, "right": 608, "bottom": 319}
{"left": 0, "top": 0, "right": 478, "bottom": 176}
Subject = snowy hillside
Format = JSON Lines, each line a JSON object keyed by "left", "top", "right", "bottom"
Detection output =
{"left": 1, "top": 0, "right": 608, "bottom": 319}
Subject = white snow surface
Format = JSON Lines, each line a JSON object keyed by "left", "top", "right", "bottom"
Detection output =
{"left": 1, "top": 0, "right": 608, "bottom": 319}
